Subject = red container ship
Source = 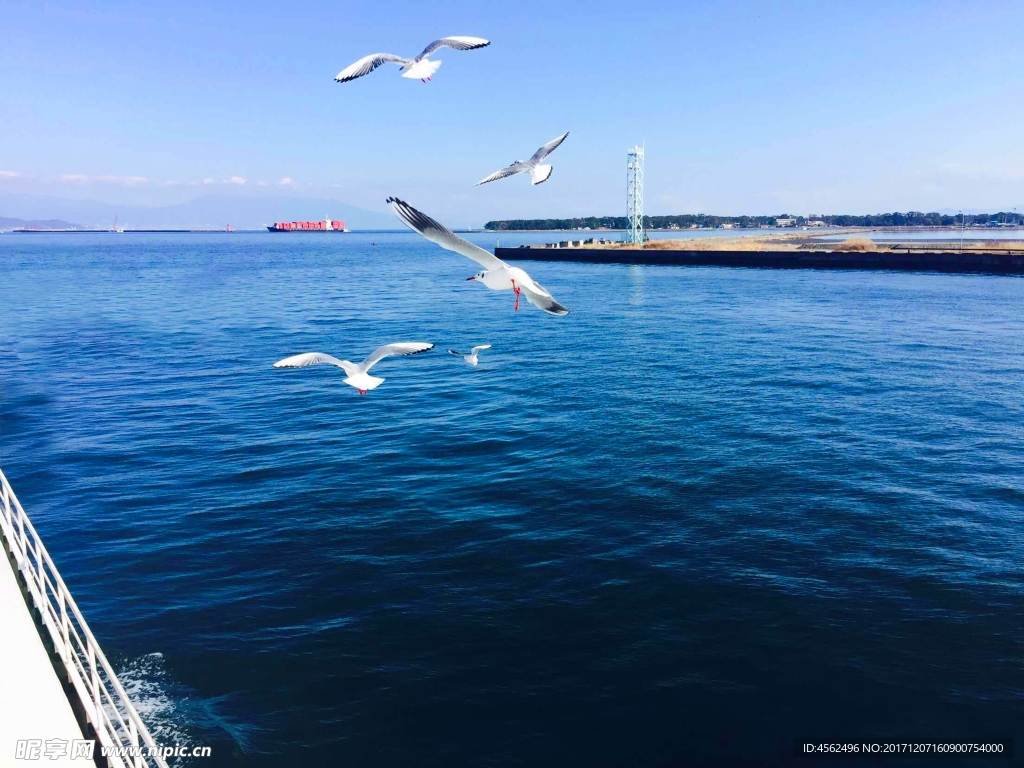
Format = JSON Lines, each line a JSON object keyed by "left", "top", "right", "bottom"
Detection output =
{"left": 267, "top": 216, "right": 347, "bottom": 232}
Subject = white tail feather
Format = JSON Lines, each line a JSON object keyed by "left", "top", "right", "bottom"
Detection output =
{"left": 343, "top": 373, "right": 385, "bottom": 391}
{"left": 402, "top": 59, "right": 442, "bottom": 79}
{"left": 530, "top": 164, "right": 553, "bottom": 185}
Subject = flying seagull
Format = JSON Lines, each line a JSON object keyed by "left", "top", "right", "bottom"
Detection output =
{"left": 334, "top": 37, "right": 490, "bottom": 84}
{"left": 448, "top": 344, "right": 492, "bottom": 367}
{"left": 388, "top": 197, "right": 569, "bottom": 316}
{"left": 273, "top": 343, "right": 434, "bottom": 395}
{"left": 476, "top": 132, "right": 569, "bottom": 187}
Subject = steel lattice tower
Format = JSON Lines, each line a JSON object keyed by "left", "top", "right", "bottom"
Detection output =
{"left": 625, "top": 143, "right": 645, "bottom": 244}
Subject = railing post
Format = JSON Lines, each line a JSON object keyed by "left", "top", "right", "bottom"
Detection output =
{"left": 130, "top": 719, "right": 142, "bottom": 768}
{"left": 34, "top": 538, "right": 45, "bottom": 606}
{"left": 19, "top": 507, "right": 29, "bottom": 563}
{"left": 1, "top": 480, "right": 10, "bottom": 537}
{"left": 89, "top": 642, "right": 99, "bottom": 725}
{"left": 60, "top": 585, "right": 70, "bottom": 667}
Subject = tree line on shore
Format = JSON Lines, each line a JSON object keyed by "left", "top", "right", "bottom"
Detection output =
{"left": 484, "top": 211, "right": 1024, "bottom": 231}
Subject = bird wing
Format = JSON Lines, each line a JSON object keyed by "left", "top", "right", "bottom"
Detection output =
{"left": 417, "top": 36, "right": 490, "bottom": 59}
{"left": 448, "top": 350, "right": 467, "bottom": 357}
{"left": 273, "top": 352, "right": 346, "bottom": 368}
{"left": 475, "top": 163, "right": 527, "bottom": 186}
{"left": 471, "top": 344, "right": 492, "bottom": 353}
{"left": 519, "top": 281, "right": 570, "bottom": 316}
{"left": 529, "top": 131, "right": 570, "bottom": 164}
{"left": 335, "top": 53, "right": 407, "bottom": 83}
{"left": 387, "top": 197, "right": 506, "bottom": 271}
{"left": 360, "top": 342, "right": 434, "bottom": 372}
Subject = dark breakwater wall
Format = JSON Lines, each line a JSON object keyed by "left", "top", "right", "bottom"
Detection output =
{"left": 495, "top": 247, "right": 1024, "bottom": 275}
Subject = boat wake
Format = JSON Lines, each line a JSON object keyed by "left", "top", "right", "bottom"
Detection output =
{"left": 116, "top": 653, "right": 195, "bottom": 760}
{"left": 115, "top": 652, "right": 258, "bottom": 764}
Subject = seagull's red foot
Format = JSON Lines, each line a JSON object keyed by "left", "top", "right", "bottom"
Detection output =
{"left": 421, "top": 79, "right": 426, "bottom": 83}
{"left": 427, "top": 77, "right": 431, "bottom": 81}
{"left": 511, "top": 279, "right": 520, "bottom": 311}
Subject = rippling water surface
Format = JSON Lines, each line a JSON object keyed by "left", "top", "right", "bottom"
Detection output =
{"left": 1, "top": 232, "right": 1022, "bottom": 765}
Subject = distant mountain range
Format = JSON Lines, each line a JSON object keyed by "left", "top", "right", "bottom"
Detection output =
{"left": 0, "top": 216, "right": 83, "bottom": 230}
{"left": 0, "top": 192, "right": 398, "bottom": 230}
{"left": 4, "top": 193, "right": 1019, "bottom": 233}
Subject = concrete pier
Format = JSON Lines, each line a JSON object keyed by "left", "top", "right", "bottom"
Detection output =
{"left": 494, "top": 246, "right": 1024, "bottom": 274}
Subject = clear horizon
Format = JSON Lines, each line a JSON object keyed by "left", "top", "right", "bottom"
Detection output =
{"left": 2, "top": 0, "right": 1023, "bottom": 224}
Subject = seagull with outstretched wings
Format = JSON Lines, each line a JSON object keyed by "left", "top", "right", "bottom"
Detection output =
{"left": 334, "top": 36, "right": 490, "bottom": 84}
{"left": 388, "top": 197, "right": 569, "bottom": 316}
{"left": 449, "top": 345, "right": 492, "bottom": 367}
{"left": 273, "top": 343, "right": 434, "bottom": 394}
{"left": 476, "top": 132, "right": 570, "bottom": 187}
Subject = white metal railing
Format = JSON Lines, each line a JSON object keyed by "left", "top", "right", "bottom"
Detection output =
{"left": 0, "top": 466, "right": 169, "bottom": 768}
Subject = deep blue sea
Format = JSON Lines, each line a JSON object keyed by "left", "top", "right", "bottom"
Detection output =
{"left": 1, "top": 232, "right": 1022, "bottom": 766}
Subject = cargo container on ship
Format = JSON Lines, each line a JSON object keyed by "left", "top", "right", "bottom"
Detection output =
{"left": 267, "top": 216, "right": 347, "bottom": 232}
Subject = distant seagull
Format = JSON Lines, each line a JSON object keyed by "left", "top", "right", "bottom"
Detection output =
{"left": 334, "top": 37, "right": 490, "bottom": 84}
{"left": 448, "top": 344, "right": 492, "bottom": 367}
{"left": 475, "top": 132, "right": 569, "bottom": 187}
{"left": 388, "top": 197, "right": 569, "bottom": 316}
{"left": 273, "top": 343, "right": 434, "bottom": 395}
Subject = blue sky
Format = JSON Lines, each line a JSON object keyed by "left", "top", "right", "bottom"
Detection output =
{"left": 2, "top": 0, "right": 1023, "bottom": 224}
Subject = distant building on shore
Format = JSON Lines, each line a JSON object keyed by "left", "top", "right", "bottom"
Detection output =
{"left": 776, "top": 217, "right": 797, "bottom": 227}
